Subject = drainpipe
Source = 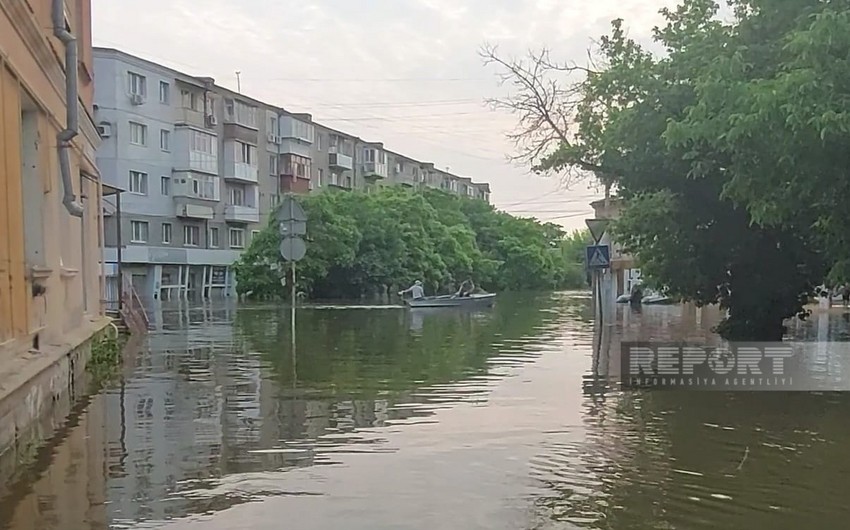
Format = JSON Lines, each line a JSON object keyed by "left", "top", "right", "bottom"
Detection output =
{"left": 52, "top": 0, "right": 83, "bottom": 217}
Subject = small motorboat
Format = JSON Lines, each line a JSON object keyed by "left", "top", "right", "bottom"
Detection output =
{"left": 404, "top": 293, "right": 497, "bottom": 308}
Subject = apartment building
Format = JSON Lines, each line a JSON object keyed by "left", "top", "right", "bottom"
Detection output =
{"left": 94, "top": 48, "right": 267, "bottom": 301}
{"left": 93, "top": 48, "right": 491, "bottom": 303}
{"left": 0, "top": 1, "right": 106, "bottom": 350}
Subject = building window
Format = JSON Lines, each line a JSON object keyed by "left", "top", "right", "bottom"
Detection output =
{"left": 229, "top": 186, "right": 245, "bottom": 206}
{"left": 251, "top": 230, "right": 260, "bottom": 241}
{"left": 269, "top": 115, "right": 277, "bottom": 134}
{"left": 161, "top": 223, "right": 172, "bottom": 244}
{"left": 160, "top": 176, "right": 170, "bottom": 196}
{"left": 160, "top": 129, "right": 170, "bottom": 151}
{"left": 315, "top": 133, "right": 322, "bottom": 151}
{"left": 130, "top": 221, "right": 149, "bottom": 243}
{"left": 191, "top": 175, "right": 218, "bottom": 201}
{"left": 159, "top": 81, "right": 170, "bottom": 104}
{"left": 191, "top": 130, "right": 216, "bottom": 154}
{"left": 270, "top": 194, "right": 280, "bottom": 209}
{"left": 317, "top": 168, "right": 323, "bottom": 187}
{"left": 129, "top": 170, "right": 148, "bottom": 194}
{"left": 208, "top": 227, "right": 220, "bottom": 248}
{"left": 183, "top": 225, "right": 200, "bottom": 247}
{"left": 128, "top": 71, "right": 146, "bottom": 97}
{"left": 269, "top": 154, "right": 278, "bottom": 175}
{"left": 129, "top": 122, "right": 147, "bottom": 146}
{"left": 181, "top": 89, "right": 203, "bottom": 112}
{"left": 229, "top": 228, "right": 245, "bottom": 249}
{"left": 224, "top": 98, "right": 258, "bottom": 128}
{"left": 283, "top": 154, "right": 310, "bottom": 178}
{"left": 237, "top": 141, "right": 257, "bottom": 166}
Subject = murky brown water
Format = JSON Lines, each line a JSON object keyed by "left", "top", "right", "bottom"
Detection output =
{"left": 1, "top": 292, "right": 850, "bottom": 529}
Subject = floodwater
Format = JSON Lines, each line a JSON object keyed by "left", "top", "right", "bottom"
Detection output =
{"left": 1, "top": 292, "right": 850, "bottom": 529}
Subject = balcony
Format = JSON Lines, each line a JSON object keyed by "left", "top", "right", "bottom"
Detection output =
{"left": 176, "top": 107, "right": 206, "bottom": 129}
{"left": 329, "top": 149, "right": 353, "bottom": 171}
{"left": 278, "top": 175, "right": 310, "bottom": 194}
{"left": 224, "top": 161, "right": 258, "bottom": 184}
{"left": 175, "top": 202, "right": 215, "bottom": 220}
{"left": 225, "top": 205, "right": 260, "bottom": 224}
{"left": 362, "top": 161, "right": 388, "bottom": 180}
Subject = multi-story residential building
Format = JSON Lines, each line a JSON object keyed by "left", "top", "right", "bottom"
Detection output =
{"left": 93, "top": 48, "right": 492, "bottom": 304}
{"left": 94, "top": 48, "right": 268, "bottom": 302}
{"left": 0, "top": 0, "right": 108, "bottom": 456}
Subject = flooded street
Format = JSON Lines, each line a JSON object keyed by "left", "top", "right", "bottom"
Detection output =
{"left": 2, "top": 292, "right": 850, "bottom": 529}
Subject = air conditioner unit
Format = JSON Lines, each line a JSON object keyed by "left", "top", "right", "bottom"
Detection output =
{"left": 206, "top": 114, "right": 218, "bottom": 127}
{"left": 129, "top": 93, "right": 145, "bottom": 105}
{"left": 97, "top": 122, "right": 112, "bottom": 138}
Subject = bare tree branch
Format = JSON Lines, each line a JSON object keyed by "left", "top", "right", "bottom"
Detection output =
{"left": 480, "top": 43, "right": 606, "bottom": 189}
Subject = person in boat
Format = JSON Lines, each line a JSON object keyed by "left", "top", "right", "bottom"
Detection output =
{"left": 629, "top": 283, "right": 643, "bottom": 306}
{"left": 455, "top": 278, "right": 475, "bottom": 297}
{"left": 399, "top": 280, "right": 425, "bottom": 300}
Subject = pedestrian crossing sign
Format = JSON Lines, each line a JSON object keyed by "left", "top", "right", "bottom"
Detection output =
{"left": 586, "top": 244, "right": 610, "bottom": 269}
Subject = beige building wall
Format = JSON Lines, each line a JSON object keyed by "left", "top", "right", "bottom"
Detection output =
{"left": 0, "top": 0, "right": 103, "bottom": 353}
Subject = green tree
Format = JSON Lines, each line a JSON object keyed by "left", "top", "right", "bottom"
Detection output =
{"left": 483, "top": 0, "right": 829, "bottom": 339}
{"left": 234, "top": 187, "right": 589, "bottom": 300}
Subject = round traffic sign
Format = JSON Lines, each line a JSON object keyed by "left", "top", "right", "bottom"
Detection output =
{"left": 279, "top": 236, "right": 307, "bottom": 261}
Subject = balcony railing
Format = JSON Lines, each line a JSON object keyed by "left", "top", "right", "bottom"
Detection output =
{"left": 224, "top": 162, "right": 258, "bottom": 183}
{"left": 329, "top": 149, "right": 353, "bottom": 171}
{"left": 225, "top": 205, "right": 260, "bottom": 224}
{"left": 362, "top": 161, "right": 388, "bottom": 179}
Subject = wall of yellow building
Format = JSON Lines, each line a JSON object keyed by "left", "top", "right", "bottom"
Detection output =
{"left": 0, "top": 0, "right": 102, "bottom": 352}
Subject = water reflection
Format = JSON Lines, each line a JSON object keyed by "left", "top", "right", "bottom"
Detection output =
{"left": 3, "top": 295, "right": 850, "bottom": 529}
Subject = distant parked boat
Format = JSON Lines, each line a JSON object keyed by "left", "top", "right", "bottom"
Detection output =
{"left": 404, "top": 293, "right": 496, "bottom": 308}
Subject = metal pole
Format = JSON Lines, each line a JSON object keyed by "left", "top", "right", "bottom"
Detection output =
{"left": 291, "top": 260, "right": 296, "bottom": 351}
{"left": 116, "top": 191, "right": 123, "bottom": 313}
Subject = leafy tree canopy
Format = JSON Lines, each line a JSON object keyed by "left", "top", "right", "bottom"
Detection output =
{"left": 486, "top": 0, "right": 840, "bottom": 339}
{"left": 234, "top": 187, "right": 591, "bottom": 300}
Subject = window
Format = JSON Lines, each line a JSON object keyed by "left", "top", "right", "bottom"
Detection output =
{"left": 191, "top": 130, "right": 216, "bottom": 154}
{"left": 330, "top": 172, "right": 339, "bottom": 186}
{"left": 208, "top": 227, "right": 220, "bottom": 248}
{"left": 160, "top": 129, "right": 170, "bottom": 151}
{"left": 160, "top": 176, "right": 170, "bottom": 196}
{"left": 159, "top": 81, "right": 170, "bottom": 104}
{"left": 191, "top": 175, "right": 218, "bottom": 200}
{"left": 181, "top": 89, "right": 203, "bottom": 111}
{"left": 229, "top": 228, "right": 245, "bottom": 249}
{"left": 183, "top": 225, "right": 200, "bottom": 246}
{"left": 270, "top": 194, "right": 280, "bottom": 209}
{"left": 229, "top": 186, "right": 245, "bottom": 206}
{"left": 251, "top": 230, "right": 260, "bottom": 241}
{"left": 283, "top": 154, "right": 310, "bottom": 178}
{"left": 317, "top": 168, "right": 323, "bottom": 187}
{"left": 129, "top": 171, "right": 148, "bottom": 194}
{"left": 224, "top": 98, "right": 258, "bottom": 128}
{"left": 237, "top": 141, "right": 257, "bottom": 166}
{"left": 161, "top": 223, "right": 172, "bottom": 244}
{"left": 130, "top": 221, "right": 149, "bottom": 243}
{"left": 269, "top": 154, "right": 278, "bottom": 175}
{"left": 315, "top": 134, "right": 322, "bottom": 151}
{"left": 269, "top": 116, "right": 277, "bottom": 134}
{"left": 129, "top": 122, "right": 147, "bottom": 146}
{"left": 128, "top": 72, "right": 146, "bottom": 97}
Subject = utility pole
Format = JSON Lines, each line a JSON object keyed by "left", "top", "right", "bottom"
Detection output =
{"left": 235, "top": 71, "right": 242, "bottom": 93}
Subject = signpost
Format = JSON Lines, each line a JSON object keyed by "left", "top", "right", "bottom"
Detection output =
{"left": 276, "top": 195, "right": 308, "bottom": 357}
{"left": 585, "top": 218, "right": 612, "bottom": 336}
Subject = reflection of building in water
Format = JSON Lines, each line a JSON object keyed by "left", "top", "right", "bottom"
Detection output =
{"left": 104, "top": 344, "right": 226, "bottom": 523}
{"left": 2, "top": 396, "right": 108, "bottom": 530}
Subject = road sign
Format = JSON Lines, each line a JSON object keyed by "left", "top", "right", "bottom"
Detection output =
{"left": 279, "top": 236, "right": 307, "bottom": 262}
{"left": 276, "top": 195, "right": 307, "bottom": 222}
{"left": 279, "top": 220, "right": 307, "bottom": 237}
{"left": 585, "top": 219, "right": 610, "bottom": 244}
{"left": 586, "top": 244, "right": 610, "bottom": 269}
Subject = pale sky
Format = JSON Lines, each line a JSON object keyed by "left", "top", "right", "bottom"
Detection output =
{"left": 91, "top": 0, "right": 679, "bottom": 233}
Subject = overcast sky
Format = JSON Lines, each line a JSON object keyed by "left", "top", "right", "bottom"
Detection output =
{"left": 92, "top": 0, "right": 680, "bottom": 232}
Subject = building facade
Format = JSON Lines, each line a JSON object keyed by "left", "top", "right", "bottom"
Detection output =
{"left": 93, "top": 48, "right": 491, "bottom": 304}
{"left": 0, "top": 1, "right": 105, "bottom": 353}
